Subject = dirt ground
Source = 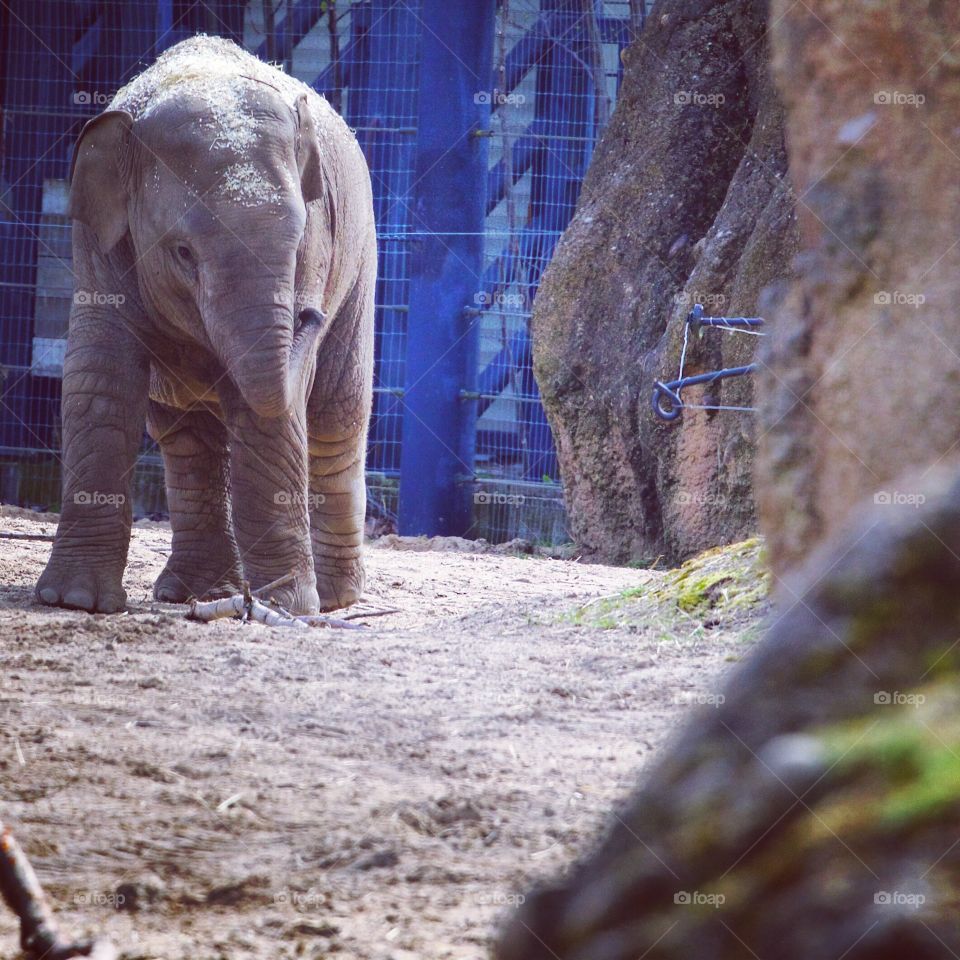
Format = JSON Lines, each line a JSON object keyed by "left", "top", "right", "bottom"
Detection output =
{"left": 0, "top": 508, "right": 764, "bottom": 960}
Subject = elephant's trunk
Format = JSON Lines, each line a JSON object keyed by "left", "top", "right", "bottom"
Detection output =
{"left": 213, "top": 305, "right": 327, "bottom": 419}
{"left": 223, "top": 309, "right": 293, "bottom": 418}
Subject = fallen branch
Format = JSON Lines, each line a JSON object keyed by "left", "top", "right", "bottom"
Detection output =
{"left": 0, "top": 821, "right": 116, "bottom": 960}
{"left": 186, "top": 593, "right": 367, "bottom": 630}
{"left": 0, "top": 532, "right": 56, "bottom": 541}
{"left": 187, "top": 575, "right": 400, "bottom": 630}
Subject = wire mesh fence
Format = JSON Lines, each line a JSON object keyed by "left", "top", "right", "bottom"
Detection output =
{"left": 0, "top": 0, "right": 644, "bottom": 544}
{"left": 467, "top": 0, "right": 639, "bottom": 543}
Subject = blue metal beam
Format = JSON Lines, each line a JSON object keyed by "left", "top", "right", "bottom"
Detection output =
{"left": 398, "top": 0, "right": 495, "bottom": 535}
{"left": 255, "top": 0, "right": 329, "bottom": 64}
{"left": 485, "top": 118, "right": 542, "bottom": 214}
{"left": 312, "top": 33, "right": 361, "bottom": 97}
{"left": 493, "top": 12, "right": 555, "bottom": 96}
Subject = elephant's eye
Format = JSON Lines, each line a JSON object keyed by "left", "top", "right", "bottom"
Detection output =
{"left": 175, "top": 244, "right": 194, "bottom": 264}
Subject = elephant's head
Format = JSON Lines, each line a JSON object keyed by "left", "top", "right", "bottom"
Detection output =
{"left": 68, "top": 81, "right": 328, "bottom": 418}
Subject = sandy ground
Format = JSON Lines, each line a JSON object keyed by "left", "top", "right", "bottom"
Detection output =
{"left": 0, "top": 509, "right": 761, "bottom": 960}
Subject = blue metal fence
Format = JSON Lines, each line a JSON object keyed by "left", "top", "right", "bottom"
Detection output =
{"left": 0, "top": 0, "right": 641, "bottom": 542}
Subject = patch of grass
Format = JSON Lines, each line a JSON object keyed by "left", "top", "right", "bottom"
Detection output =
{"left": 561, "top": 539, "right": 769, "bottom": 647}
{"left": 564, "top": 584, "right": 649, "bottom": 626}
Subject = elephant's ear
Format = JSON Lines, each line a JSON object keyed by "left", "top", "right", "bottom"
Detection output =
{"left": 295, "top": 94, "right": 325, "bottom": 204}
{"left": 68, "top": 110, "right": 134, "bottom": 254}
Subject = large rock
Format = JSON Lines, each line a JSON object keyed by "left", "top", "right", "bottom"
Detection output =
{"left": 532, "top": 0, "right": 797, "bottom": 565}
{"left": 496, "top": 462, "right": 960, "bottom": 960}
{"left": 757, "top": 0, "right": 960, "bottom": 577}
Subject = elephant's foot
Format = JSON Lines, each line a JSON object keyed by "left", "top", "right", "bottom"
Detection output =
{"left": 314, "top": 554, "right": 365, "bottom": 611}
{"left": 251, "top": 569, "right": 320, "bottom": 617}
{"left": 36, "top": 552, "right": 126, "bottom": 613}
{"left": 153, "top": 555, "right": 243, "bottom": 604}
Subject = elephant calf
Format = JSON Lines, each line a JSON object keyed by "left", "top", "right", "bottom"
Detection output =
{"left": 36, "top": 36, "right": 376, "bottom": 615}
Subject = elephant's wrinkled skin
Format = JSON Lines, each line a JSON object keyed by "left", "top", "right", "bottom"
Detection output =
{"left": 35, "top": 37, "right": 376, "bottom": 615}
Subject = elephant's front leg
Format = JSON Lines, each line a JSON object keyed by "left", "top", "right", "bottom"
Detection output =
{"left": 36, "top": 321, "right": 149, "bottom": 612}
{"left": 309, "top": 435, "right": 367, "bottom": 610}
{"left": 147, "top": 402, "right": 242, "bottom": 602}
{"left": 221, "top": 386, "right": 319, "bottom": 615}
{"left": 305, "top": 273, "right": 374, "bottom": 611}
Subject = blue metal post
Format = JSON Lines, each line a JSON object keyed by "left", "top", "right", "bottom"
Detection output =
{"left": 398, "top": 0, "right": 495, "bottom": 535}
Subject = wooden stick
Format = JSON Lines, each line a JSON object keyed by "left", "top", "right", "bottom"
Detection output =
{"left": 186, "top": 567, "right": 402, "bottom": 632}
{"left": 251, "top": 572, "right": 297, "bottom": 597}
{"left": 264, "top": 601, "right": 366, "bottom": 631}
{"left": 187, "top": 594, "right": 308, "bottom": 628}
{"left": 0, "top": 821, "right": 116, "bottom": 960}
{"left": 250, "top": 599, "right": 309, "bottom": 629}
{"left": 187, "top": 595, "right": 246, "bottom": 621}
{"left": 340, "top": 608, "right": 402, "bottom": 621}
{"left": 294, "top": 614, "right": 367, "bottom": 630}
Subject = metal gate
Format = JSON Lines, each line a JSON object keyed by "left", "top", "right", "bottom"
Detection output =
{"left": 0, "top": 0, "right": 642, "bottom": 543}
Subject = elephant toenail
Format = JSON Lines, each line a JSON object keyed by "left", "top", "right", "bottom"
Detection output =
{"left": 63, "top": 589, "right": 94, "bottom": 610}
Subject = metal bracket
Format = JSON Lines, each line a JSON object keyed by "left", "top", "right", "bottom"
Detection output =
{"left": 651, "top": 305, "right": 765, "bottom": 422}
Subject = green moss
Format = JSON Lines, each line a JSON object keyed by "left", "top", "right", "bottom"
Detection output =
{"left": 559, "top": 539, "right": 769, "bottom": 644}
{"left": 652, "top": 537, "right": 769, "bottom": 618}
{"left": 696, "top": 683, "right": 960, "bottom": 911}
{"left": 674, "top": 572, "right": 734, "bottom": 613}
{"left": 819, "top": 682, "right": 960, "bottom": 828}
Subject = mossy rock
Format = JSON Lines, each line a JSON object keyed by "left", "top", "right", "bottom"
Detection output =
{"left": 499, "top": 467, "right": 960, "bottom": 960}
{"left": 652, "top": 537, "right": 768, "bottom": 618}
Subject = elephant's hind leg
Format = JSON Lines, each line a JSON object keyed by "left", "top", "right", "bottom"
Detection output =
{"left": 147, "top": 402, "right": 243, "bottom": 603}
